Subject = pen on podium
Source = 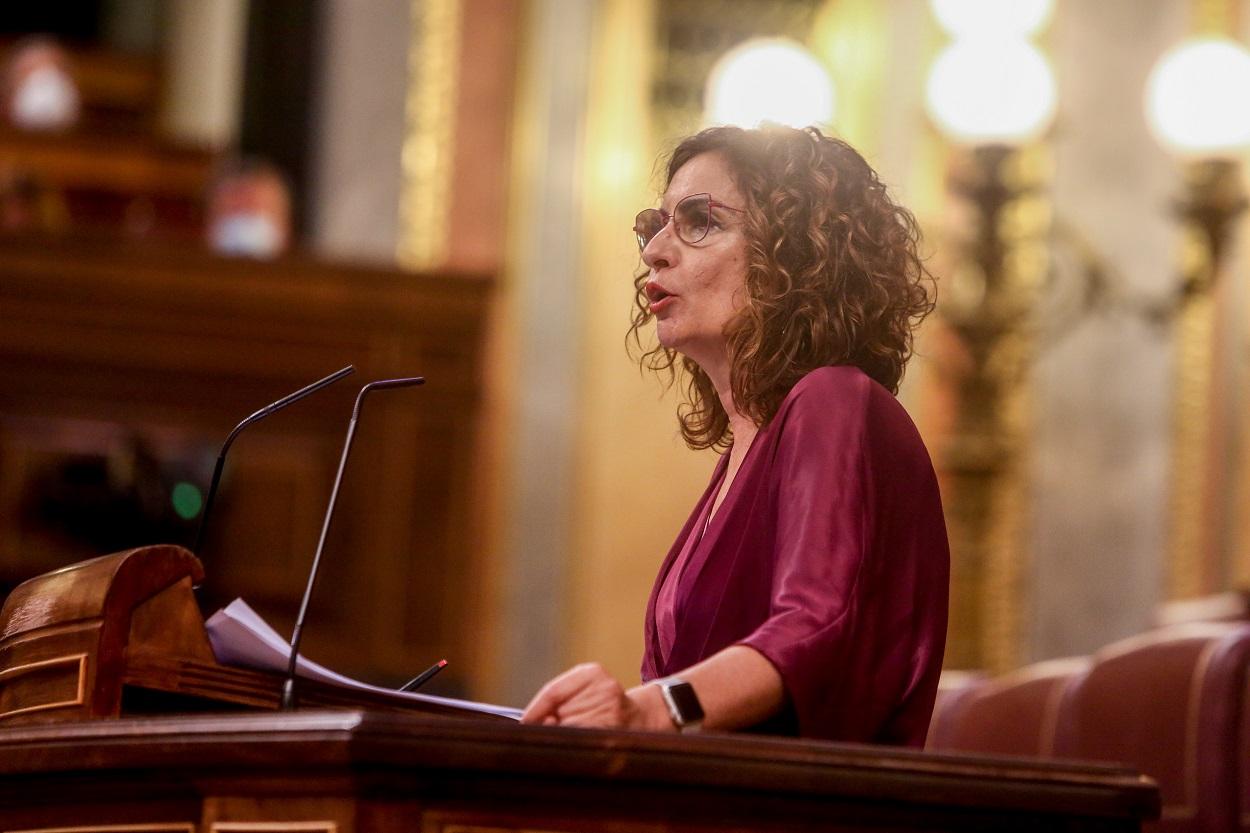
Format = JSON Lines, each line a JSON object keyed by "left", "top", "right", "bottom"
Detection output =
{"left": 399, "top": 659, "right": 448, "bottom": 692}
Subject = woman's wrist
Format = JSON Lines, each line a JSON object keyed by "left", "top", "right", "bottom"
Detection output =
{"left": 626, "top": 683, "right": 678, "bottom": 732}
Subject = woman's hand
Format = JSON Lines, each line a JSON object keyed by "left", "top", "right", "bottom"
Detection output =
{"left": 521, "top": 662, "right": 672, "bottom": 731}
{"left": 522, "top": 647, "right": 783, "bottom": 732}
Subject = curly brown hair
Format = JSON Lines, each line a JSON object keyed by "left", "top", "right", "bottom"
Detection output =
{"left": 629, "top": 124, "right": 936, "bottom": 451}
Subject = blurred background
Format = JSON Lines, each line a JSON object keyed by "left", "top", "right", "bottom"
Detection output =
{"left": 0, "top": 0, "right": 1245, "bottom": 709}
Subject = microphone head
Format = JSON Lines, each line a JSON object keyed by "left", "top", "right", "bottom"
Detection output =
{"left": 366, "top": 376, "right": 426, "bottom": 391}
{"left": 351, "top": 376, "right": 426, "bottom": 420}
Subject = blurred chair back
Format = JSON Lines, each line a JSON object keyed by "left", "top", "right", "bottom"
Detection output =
{"left": 928, "top": 657, "right": 1088, "bottom": 757}
{"left": 1054, "top": 623, "right": 1250, "bottom": 833}
{"left": 1155, "top": 591, "right": 1250, "bottom": 628}
{"left": 924, "top": 670, "right": 985, "bottom": 749}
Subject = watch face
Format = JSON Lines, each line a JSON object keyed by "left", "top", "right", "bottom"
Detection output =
{"left": 667, "top": 681, "right": 705, "bottom": 723}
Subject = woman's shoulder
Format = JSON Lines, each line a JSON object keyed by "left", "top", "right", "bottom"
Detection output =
{"left": 773, "top": 365, "right": 914, "bottom": 437}
{"left": 782, "top": 365, "right": 881, "bottom": 410}
{"left": 769, "top": 365, "right": 932, "bottom": 472}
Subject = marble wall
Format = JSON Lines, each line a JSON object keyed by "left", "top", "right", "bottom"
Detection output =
{"left": 1027, "top": 0, "right": 1188, "bottom": 661}
{"left": 309, "top": 0, "right": 412, "bottom": 262}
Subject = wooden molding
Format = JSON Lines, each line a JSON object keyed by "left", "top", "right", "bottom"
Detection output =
{"left": 0, "top": 653, "right": 86, "bottom": 720}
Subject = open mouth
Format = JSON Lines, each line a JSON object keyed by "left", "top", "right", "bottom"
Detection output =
{"left": 645, "top": 283, "right": 673, "bottom": 306}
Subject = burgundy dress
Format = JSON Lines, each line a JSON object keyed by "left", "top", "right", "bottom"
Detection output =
{"left": 642, "top": 366, "right": 949, "bottom": 746}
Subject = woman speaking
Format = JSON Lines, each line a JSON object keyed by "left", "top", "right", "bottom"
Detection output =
{"left": 521, "top": 124, "right": 949, "bottom": 746}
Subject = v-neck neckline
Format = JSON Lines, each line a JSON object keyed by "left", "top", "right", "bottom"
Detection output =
{"left": 648, "top": 427, "right": 766, "bottom": 673}
{"left": 703, "top": 430, "right": 759, "bottom": 540}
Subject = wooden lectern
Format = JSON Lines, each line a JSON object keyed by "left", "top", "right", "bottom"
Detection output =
{"left": 0, "top": 546, "right": 506, "bottom": 723}
{"left": 0, "top": 547, "right": 1160, "bottom": 832}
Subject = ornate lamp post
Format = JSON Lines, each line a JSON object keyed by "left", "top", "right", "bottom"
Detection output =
{"left": 1145, "top": 34, "right": 1250, "bottom": 599}
{"left": 924, "top": 0, "right": 1056, "bottom": 671}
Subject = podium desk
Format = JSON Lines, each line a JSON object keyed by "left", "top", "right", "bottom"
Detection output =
{"left": 0, "top": 709, "right": 1157, "bottom": 833}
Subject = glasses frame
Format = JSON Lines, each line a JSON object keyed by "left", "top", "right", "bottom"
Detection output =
{"left": 634, "top": 192, "right": 745, "bottom": 254}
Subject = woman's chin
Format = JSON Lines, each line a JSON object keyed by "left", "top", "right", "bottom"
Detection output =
{"left": 655, "top": 324, "right": 682, "bottom": 351}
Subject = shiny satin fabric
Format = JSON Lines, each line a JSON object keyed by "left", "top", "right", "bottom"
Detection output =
{"left": 642, "top": 366, "right": 950, "bottom": 746}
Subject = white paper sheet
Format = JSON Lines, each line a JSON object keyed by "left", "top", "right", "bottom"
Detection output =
{"left": 205, "top": 597, "right": 521, "bottom": 720}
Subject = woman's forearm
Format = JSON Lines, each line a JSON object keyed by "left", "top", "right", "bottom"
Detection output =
{"left": 628, "top": 644, "right": 785, "bottom": 731}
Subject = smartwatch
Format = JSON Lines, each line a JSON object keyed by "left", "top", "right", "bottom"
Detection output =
{"left": 653, "top": 676, "right": 705, "bottom": 733}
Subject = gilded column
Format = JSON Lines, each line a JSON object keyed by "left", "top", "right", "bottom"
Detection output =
{"left": 1167, "top": 160, "right": 1245, "bottom": 598}
{"left": 398, "top": 0, "right": 463, "bottom": 269}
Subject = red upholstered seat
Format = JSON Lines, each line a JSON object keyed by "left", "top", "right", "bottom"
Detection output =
{"left": 1055, "top": 623, "right": 1250, "bottom": 833}
{"left": 928, "top": 657, "right": 1088, "bottom": 757}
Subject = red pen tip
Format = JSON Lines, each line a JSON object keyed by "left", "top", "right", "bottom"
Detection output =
{"left": 438, "top": 659, "right": 448, "bottom": 667}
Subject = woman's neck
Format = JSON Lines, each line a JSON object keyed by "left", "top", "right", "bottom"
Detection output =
{"left": 704, "top": 357, "right": 757, "bottom": 523}
{"left": 708, "top": 358, "right": 757, "bottom": 451}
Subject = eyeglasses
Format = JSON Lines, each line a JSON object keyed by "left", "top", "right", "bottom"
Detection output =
{"left": 633, "top": 193, "right": 745, "bottom": 254}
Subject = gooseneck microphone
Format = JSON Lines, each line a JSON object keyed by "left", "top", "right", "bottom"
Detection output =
{"left": 280, "top": 376, "right": 426, "bottom": 710}
{"left": 193, "top": 365, "right": 355, "bottom": 556}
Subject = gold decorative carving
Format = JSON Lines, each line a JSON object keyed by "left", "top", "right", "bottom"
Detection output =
{"left": 212, "top": 824, "right": 335, "bottom": 833}
{"left": 3, "top": 820, "right": 193, "bottom": 825}
{"left": 398, "top": 0, "right": 463, "bottom": 269}
{"left": 439, "top": 827, "right": 560, "bottom": 833}
{"left": 980, "top": 352, "right": 1033, "bottom": 674}
{"left": 0, "top": 653, "right": 86, "bottom": 720}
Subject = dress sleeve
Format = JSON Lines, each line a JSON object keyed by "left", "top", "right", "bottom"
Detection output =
{"left": 737, "top": 369, "right": 945, "bottom": 743}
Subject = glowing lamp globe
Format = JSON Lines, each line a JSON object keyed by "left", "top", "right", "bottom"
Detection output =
{"left": 925, "top": 37, "right": 1057, "bottom": 145}
{"left": 705, "top": 39, "right": 835, "bottom": 130}
{"left": 931, "top": 0, "right": 1054, "bottom": 38}
{"left": 1146, "top": 37, "right": 1250, "bottom": 156}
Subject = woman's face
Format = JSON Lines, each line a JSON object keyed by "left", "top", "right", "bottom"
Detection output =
{"left": 642, "top": 152, "right": 749, "bottom": 371}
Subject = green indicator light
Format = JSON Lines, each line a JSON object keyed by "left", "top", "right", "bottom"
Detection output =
{"left": 171, "top": 482, "right": 204, "bottom": 520}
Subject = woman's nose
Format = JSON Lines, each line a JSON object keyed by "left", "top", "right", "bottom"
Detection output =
{"left": 641, "top": 223, "right": 677, "bottom": 270}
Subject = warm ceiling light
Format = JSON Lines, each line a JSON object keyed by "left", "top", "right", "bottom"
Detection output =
{"left": 931, "top": 0, "right": 1053, "bottom": 39}
{"left": 1145, "top": 36, "right": 1250, "bottom": 157}
{"left": 705, "top": 38, "right": 835, "bottom": 130}
{"left": 925, "top": 36, "right": 1057, "bottom": 145}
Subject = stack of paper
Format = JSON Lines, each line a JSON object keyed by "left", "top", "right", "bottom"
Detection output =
{"left": 205, "top": 598, "right": 521, "bottom": 720}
